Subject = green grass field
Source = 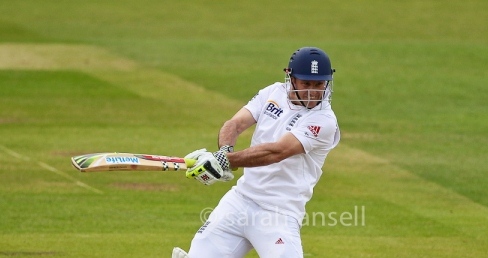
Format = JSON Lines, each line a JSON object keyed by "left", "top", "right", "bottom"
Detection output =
{"left": 1, "top": 0, "right": 487, "bottom": 257}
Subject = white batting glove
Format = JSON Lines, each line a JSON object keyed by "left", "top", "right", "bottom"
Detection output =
{"left": 184, "top": 148, "right": 208, "bottom": 161}
{"left": 185, "top": 146, "right": 234, "bottom": 185}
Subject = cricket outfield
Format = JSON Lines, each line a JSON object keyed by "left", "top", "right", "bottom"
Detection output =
{"left": 0, "top": 1, "right": 487, "bottom": 257}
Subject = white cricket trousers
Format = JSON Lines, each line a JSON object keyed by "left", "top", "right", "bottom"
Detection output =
{"left": 188, "top": 188, "right": 303, "bottom": 258}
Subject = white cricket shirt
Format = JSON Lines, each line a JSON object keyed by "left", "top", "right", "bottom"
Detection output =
{"left": 234, "top": 82, "right": 340, "bottom": 224}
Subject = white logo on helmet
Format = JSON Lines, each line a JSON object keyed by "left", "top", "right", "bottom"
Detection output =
{"left": 311, "top": 60, "right": 318, "bottom": 74}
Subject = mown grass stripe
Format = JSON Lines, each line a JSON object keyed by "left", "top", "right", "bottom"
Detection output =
{"left": 0, "top": 145, "right": 102, "bottom": 194}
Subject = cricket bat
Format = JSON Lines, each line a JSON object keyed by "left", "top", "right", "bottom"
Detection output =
{"left": 71, "top": 152, "right": 196, "bottom": 172}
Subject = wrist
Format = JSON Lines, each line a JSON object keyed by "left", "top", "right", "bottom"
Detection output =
{"left": 213, "top": 147, "right": 231, "bottom": 171}
{"left": 219, "top": 145, "right": 234, "bottom": 153}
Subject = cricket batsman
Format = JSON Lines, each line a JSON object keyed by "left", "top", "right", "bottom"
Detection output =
{"left": 173, "top": 47, "right": 341, "bottom": 258}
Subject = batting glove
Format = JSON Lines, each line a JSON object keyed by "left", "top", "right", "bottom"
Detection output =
{"left": 213, "top": 145, "right": 234, "bottom": 181}
{"left": 185, "top": 146, "right": 234, "bottom": 185}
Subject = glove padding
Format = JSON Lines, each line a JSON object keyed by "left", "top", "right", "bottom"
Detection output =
{"left": 185, "top": 146, "right": 234, "bottom": 185}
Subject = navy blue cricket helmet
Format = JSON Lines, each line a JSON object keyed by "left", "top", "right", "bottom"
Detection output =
{"left": 286, "top": 47, "right": 334, "bottom": 81}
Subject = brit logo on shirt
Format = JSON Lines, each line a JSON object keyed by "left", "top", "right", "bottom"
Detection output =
{"left": 307, "top": 125, "right": 321, "bottom": 137}
{"left": 264, "top": 100, "right": 284, "bottom": 120}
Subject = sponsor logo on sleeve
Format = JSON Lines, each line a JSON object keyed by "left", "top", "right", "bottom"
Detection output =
{"left": 307, "top": 125, "right": 321, "bottom": 137}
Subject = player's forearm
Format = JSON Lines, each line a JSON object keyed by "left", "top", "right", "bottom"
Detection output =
{"left": 227, "top": 143, "right": 288, "bottom": 168}
{"left": 218, "top": 120, "right": 241, "bottom": 148}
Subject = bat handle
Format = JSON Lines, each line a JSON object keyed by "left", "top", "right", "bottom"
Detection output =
{"left": 184, "top": 158, "right": 197, "bottom": 168}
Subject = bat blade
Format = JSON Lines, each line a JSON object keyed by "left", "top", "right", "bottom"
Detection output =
{"left": 71, "top": 152, "right": 195, "bottom": 172}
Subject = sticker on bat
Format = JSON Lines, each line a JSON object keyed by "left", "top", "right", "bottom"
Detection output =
{"left": 105, "top": 157, "right": 140, "bottom": 164}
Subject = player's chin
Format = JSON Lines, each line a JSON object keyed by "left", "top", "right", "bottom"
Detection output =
{"left": 307, "top": 104, "right": 319, "bottom": 109}
{"left": 305, "top": 100, "right": 321, "bottom": 109}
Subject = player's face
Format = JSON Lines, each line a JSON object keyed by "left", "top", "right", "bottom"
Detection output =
{"left": 289, "top": 78, "right": 327, "bottom": 108}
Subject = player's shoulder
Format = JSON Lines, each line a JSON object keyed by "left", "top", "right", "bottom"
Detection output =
{"left": 261, "top": 82, "right": 285, "bottom": 92}
{"left": 252, "top": 82, "right": 286, "bottom": 100}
